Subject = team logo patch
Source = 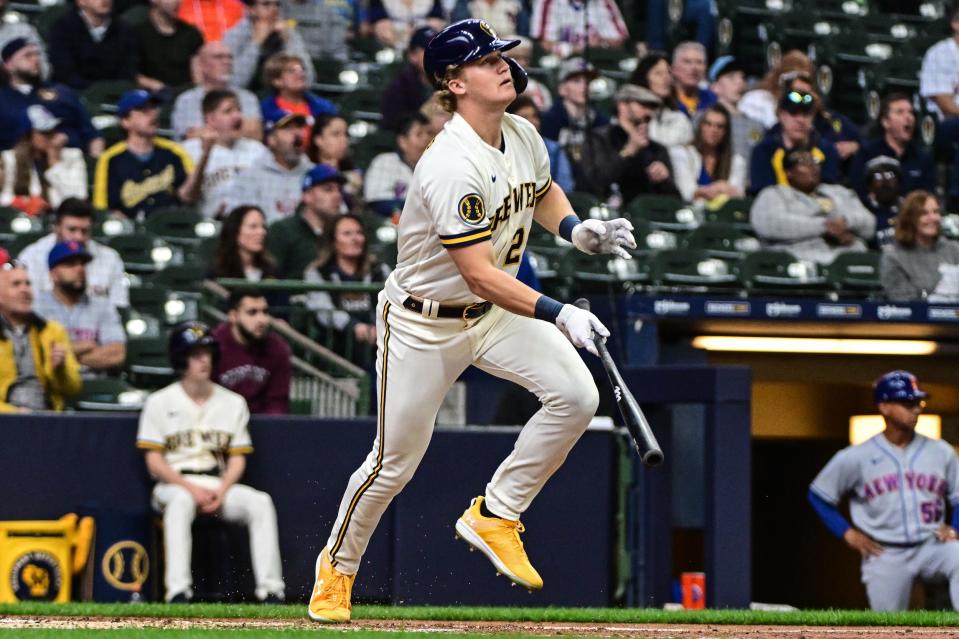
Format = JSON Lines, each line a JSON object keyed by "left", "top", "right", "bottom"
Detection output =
{"left": 458, "top": 193, "right": 487, "bottom": 226}
{"left": 479, "top": 21, "right": 497, "bottom": 38}
{"left": 11, "top": 551, "right": 62, "bottom": 601}
{"left": 102, "top": 541, "right": 150, "bottom": 592}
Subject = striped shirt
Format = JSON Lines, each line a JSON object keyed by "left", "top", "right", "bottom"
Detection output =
{"left": 531, "top": 0, "right": 628, "bottom": 48}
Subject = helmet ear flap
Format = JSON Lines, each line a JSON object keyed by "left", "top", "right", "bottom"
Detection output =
{"left": 505, "top": 56, "right": 527, "bottom": 94}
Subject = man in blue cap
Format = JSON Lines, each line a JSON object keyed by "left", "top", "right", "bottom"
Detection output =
{"left": 810, "top": 370, "right": 959, "bottom": 611}
{"left": 33, "top": 241, "right": 126, "bottom": 377}
{"left": 0, "top": 37, "right": 103, "bottom": 155}
{"left": 93, "top": 90, "right": 202, "bottom": 220}
{"left": 266, "top": 164, "right": 346, "bottom": 279}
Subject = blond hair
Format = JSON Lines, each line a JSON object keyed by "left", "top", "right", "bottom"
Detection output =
{"left": 434, "top": 66, "right": 464, "bottom": 113}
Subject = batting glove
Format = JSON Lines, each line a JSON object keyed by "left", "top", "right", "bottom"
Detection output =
{"left": 556, "top": 304, "right": 610, "bottom": 356}
{"left": 571, "top": 218, "right": 637, "bottom": 259}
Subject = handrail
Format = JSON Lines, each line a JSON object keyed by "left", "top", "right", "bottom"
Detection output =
{"left": 214, "top": 278, "right": 384, "bottom": 294}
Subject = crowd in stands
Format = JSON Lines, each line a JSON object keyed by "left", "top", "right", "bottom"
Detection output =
{"left": 5, "top": 0, "right": 959, "bottom": 418}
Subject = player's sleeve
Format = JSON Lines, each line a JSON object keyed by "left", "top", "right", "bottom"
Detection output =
{"left": 228, "top": 398, "right": 254, "bottom": 455}
{"left": 808, "top": 488, "right": 851, "bottom": 538}
{"left": 809, "top": 447, "right": 858, "bottom": 505}
{"left": 420, "top": 157, "right": 492, "bottom": 250}
{"left": 135, "top": 395, "right": 166, "bottom": 451}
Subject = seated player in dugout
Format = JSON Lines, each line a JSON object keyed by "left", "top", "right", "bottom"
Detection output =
{"left": 308, "top": 19, "right": 637, "bottom": 624}
{"left": 136, "top": 321, "right": 285, "bottom": 603}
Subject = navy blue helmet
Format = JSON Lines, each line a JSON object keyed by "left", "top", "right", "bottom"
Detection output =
{"left": 423, "top": 19, "right": 527, "bottom": 94}
{"left": 874, "top": 370, "right": 929, "bottom": 404}
{"left": 168, "top": 321, "right": 219, "bottom": 372}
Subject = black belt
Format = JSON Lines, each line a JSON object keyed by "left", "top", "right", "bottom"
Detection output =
{"left": 182, "top": 469, "right": 220, "bottom": 477}
{"left": 403, "top": 296, "right": 492, "bottom": 320}
{"left": 877, "top": 538, "right": 927, "bottom": 549}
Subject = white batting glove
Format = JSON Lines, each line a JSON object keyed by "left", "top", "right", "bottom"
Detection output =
{"left": 555, "top": 304, "right": 610, "bottom": 356}
{"left": 571, "top": 218, "right": 637, "bottom": 259}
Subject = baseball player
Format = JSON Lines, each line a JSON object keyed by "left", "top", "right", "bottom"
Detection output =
{"left": 136, "top": 321, "right": 285, "bottom": 603}
{"left": 308, "top": 19, "right": 636, "bottom": 623}
{"left": 809, "top": 370, "right": 959, "bottom": 611}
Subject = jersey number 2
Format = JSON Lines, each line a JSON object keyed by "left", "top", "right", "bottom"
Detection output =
{"left": 504, "top": 228, "right": 526, "bottom": 266}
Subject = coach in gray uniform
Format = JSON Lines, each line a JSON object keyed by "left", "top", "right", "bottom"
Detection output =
{"left": 33, "top": 241, "right": 126, "bottom": 377}
{"left": 809, "top": 370, "right": 959, "bottom": 610}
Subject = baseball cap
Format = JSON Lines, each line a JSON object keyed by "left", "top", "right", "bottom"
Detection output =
{"left": 708, "top": 55, "right": 746, "bottom": 84}
{"left": 117, "top": 90, "right": 161, "bottom": 118}
{"left": 48, "top": 240, "right": 92, "bottom": 269}
{"left": 262, "top": 104, "right": 309, "bottom": 134}
{"left": 409, "top": 25, "right": 439, "bottom": 51}
{"left": 874, "top": 370, "right": 929, "bottom": 404}
{"left": 15, "top": 104, "right": 61, "bottom": 139}
{"left": 778, "top": 90, "right": 816, "bottom": 114}
{"left": 302, "top": 164, "right": 347, "bottom": 190}
{"left": 1, "top": 37, "right": 31, "bottom": 64}
{"left": 559, "top": 57, "right": 598, "bottom": 82}
{"left": 864, "top": 155, "right": 901, "bottom": 175}
{"left": 614, "top": 84, "right": 661, "bottom": 107}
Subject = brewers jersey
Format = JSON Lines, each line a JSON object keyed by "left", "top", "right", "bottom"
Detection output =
{"left": 388, "top": 112, "right": 552, "bottom": 305}
{"left": 136, "top": 382, "right": 253, "bottom": 474}
{"left": 811, "top": 433, "right": 959, "bottom": 544}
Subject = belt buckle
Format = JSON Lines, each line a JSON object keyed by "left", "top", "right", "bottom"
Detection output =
{"left": 462, "top": 302, "right": 484, "bottom": 321}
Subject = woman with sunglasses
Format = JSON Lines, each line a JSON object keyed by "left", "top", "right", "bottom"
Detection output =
{"left": 669, "top": 104, "right": 745, "bottom": 202}
{"left": 880, "top": 190, "right": 959, "bottom": 302}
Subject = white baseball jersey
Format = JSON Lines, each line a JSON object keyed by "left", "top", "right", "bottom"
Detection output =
{"left": 136, "top": 382, "right": 253, "bottom": 474}
{"left": 811, "top": 433, "right": 959, "bottom": 544}
{"left": 389, "top": 112, "right": 552, "bottom": 306}
{"left": 182, "top": 138, "right": 267, "bottom": 219}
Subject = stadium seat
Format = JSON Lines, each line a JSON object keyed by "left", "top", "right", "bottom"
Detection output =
{"left": 822, "top": 251, "right": 883, "bottom": 296}
{"left": 81, "top": 79, "right": 139, "bottom": 116}
{"left": 126, "top": 283, "right": 194, "bottom": 326}
{"left": 565, "top": 191, "right": 603, "bottom": 218}
{"left": 682, "top": 222, "right": 761, "bottom": 259}
{"left": 338, "top": 88, "right": 385, "bottom": 122}
{"left": 627, "top": 195, "right": 702, "bottom": 231}
{"left": 0, "top": 207, "right": 42, "bottom": 242}
{"left": 739, "top": 249, "right": 827, "bottom": 293}
{"left": 143, "top": 207, "right": 213, "bottom": 246}
{"left": 150, "top": 263, "right": 207, "bottom": 293}
{"left": 91, "top": 213, "right": 136, "bottom": 241}
{"left": 351, "top": 129, "right": 397, "bottom": 171}
{"left": 563, "top": 250, "right": 649, "bottom": 293}
{"left": 631, "top": 218, "right": 680, "bottom": 255}
{"left": 648, "top": 249, "right": 740, "bottom": 288}
{"left": 705, "top": 197, "right": 753, "bottom": 230}
{"left": 124, "top": 337, "right": 175, "bottom": 388}
{"left": 107, "top": 233, "right": 178, "bottom": 273}
{"left": 71, "top": 377, "right": 146, "bottom": 411}
{"left": 7, "top": 230, "right": 45, "bottom": 258}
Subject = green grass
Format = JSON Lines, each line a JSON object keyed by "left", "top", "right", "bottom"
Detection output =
{"left": 2, "top": 602, "right": 959, "bottom": 627}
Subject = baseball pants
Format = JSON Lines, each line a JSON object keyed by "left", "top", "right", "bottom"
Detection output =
{"left": 861, "top": 539, "right": 959, "bottom": 610}
{"left": 325, "top": 290, "right": 599, "bottom": 575}
{"left": 153, "top": 475, "right": 285, "bottom": 601}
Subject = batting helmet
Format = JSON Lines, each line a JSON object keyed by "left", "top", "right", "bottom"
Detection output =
{"left": 168, "top": 321, "right": 219, "bottom": 372}
{"left": 423, "top": 19, "right": 528, "bottom": 94}
{"left": 874, "top": 370, "right": 929, "bottom": 404}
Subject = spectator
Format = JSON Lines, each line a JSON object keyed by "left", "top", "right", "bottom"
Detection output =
{"left": 668, "top": 104, "right": 746, "bottom": 202}
{"left": 135, "top": 0, "right": 205, "bottom": 93}
{"left": 920, "top": 4, "right": 959, "bottom": 206}
{"left": 19, "top": 198, "right": 128, "bottom": 308}
{"left": 260, "top": 53, "right": 336, "bottom": 138}
{"left": 222, "top": 0, "right": 315, "bottom": 92}
{"left": 178, "top": 0, "right": 246, "bottom": 41}
{"left": 0, "top": 260, "right": 81, "bottom": 413}
{"left": 283, "top": 0, "right": 358, "bottom": 61}
{"left": 182, "top": 89, "right": 268, "bottom": 219}
{"left": 419, "top": 93, "right": 452, "bottom": 135}
{"left": 306, "top": 113, "right": 361, "bottom": 207}
{"left": 573, "top": 84, "right": 678, "bottom": 203}
{"left": 93, "top": 90, "right": 201, "bottom": 220}
{"left": 212, "top": 290, "right": 291, "bottom": 414}
{"left": 171, "top": 41, "right": 263, "bottom": 141}
{"left": 863, "top": 156, "right": 905, "bottom": 247}
{"left": 739, "top": 50, "right": 816, "bottom": 129}
{"left": 749, "top": 89, "right": 840, "bottom": 194}
{"left": 881, "top": 191, "right": 959, "bottom": 302}
{"left": 849, "top": 93, "right": 935, "bottom": 208}
{"left": 646, "top": 0, "right": 714, "bottom": 53}
{"left": 540, "top": 57, "right": 609, "bottom": 154}
{"left": 211, "top": 205, "right": 276, "bottom": 281}
{"left": 708, "top": 55, "right": 764, "bottom": 162}
{"left": 751, "top": 146, "right": 875, "bottom": 265}
{"left": 508, "top": 36, "right": 552, "bottom": 111}
{"left": 380, "top": 26, "right": 438, "bottom": 132}
{"left": 136, "top": 320, "right": 285, "bottom": 603}
{"left": 267, "top": 164, "right": 345, "bottom": 279}
{"left": 33, "top": 241, "right": 126, "bottom": 377}
{"left": 507, "top": 95, "right": 572, "bottom": 192}
{"left": 450, "top": 0, "right": 522, "bottom": 38}
{"left": 0, "top": 38, "right": 103, "bottom": 155}
{"left": 368, "top": 0, "right": 443, "bottom": 50}
{"left": 783, "top": 73, "right": 861, "bottom": 165}
{"left": 0, "top": 105, "right": 88, "bottom": 216}
{"left": 671, "top": 41, "right": 716, "bottom": 119}
{"left": 228, "top": 110, "right": 313, "bottom": 222}
{"left": 48, "top": 0, "right": 138, "bottom": 90}
{"left": 530, "top": 0, "right": 628, "bottom": 57}
{"left": 630, "top": 51, "right": 693, "bottom": 148}
{"left": 364, "top": 113, "right": 431, "bottom": 218}
{"left": 304, "top": 213, "right": 390, "bottom": 365}
{"left": 0, "top": 0, "right": 51, "bottom": 80}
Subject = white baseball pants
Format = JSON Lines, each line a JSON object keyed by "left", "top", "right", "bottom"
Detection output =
{"left": 861, "top": 539, "right": 959, "bottom": 610}
{"left": 324, "top": 290, "right": 599, "bottom": 574}
{"left": 152, "top": 475, "right": 285, "bottom": 601}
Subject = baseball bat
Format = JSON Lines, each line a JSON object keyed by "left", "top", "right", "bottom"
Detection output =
{"left": 574, "top": 298, "right": 664, "bottom": 467}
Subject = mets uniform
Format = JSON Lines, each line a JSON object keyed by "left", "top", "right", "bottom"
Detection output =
{"left": 323, "top": 111, "right": 599, "bottom": 574}
{"left": 810, "top": 433, "right": 959, "bottom": 609}
{"left": 136, "top": 382, "right": 285, "bottom": 601}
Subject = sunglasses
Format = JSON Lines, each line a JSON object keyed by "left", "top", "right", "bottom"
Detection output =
{"left": 785, "top": 91, "right": 815, "bottom": 106}
{"left": 632, "top": 115, "right": 652, "bottom": 125}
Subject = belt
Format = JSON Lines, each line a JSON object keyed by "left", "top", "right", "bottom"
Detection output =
{"left": 182, "top": 469, "right": 220, "bottom": 477}
{"left": 403, "top": 296, "right": 492, "bottom": 320}
{"left": 877, "top": 538, "right": 926, "bottom": 549}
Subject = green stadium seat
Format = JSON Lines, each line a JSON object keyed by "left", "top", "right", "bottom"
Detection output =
{"left": 107, "top": 233, "right": 178, "bottom": 273}
{"left": 565, "top": 191, "right": 603, "bottom": 218}
{"left": 822, "top": 251, "right": 883, "bottom": 295}
{"left": 338, "top": 88, "right": 384, "bottom": 122}
{"left": 0, "top": 207, "right": 42, "bottom": 241}
{"left": 740, "top": 250, "right": 827, "bottom": 293}
{"left": 124, "top": 337, "right": 175, "bottom": 388}
{"left": 71, "top": 377, "right": 146, "bottom": 412}
{"left": 563, "top": 250, "right": 649, "bottom": 294}
{"left": 351, "top": 129, "right": 397, "bottom": 171}
{"left": 648, "top": 249, "right": 740, "bottom": 288}
{"left": 7, "top": 230, "right": 45, "bottom": 258}
{"left": 126, "top": 283, "right": 195, "bottom": 326}
{"left": 150, "top": 263, "right": 207, "bottom": 294}
{"left": 627, "top": 195, "right": 702, "bottom": 231}
{"left": 32, "top": 3, "right": 68, "bottom": 40}
{"left": 705, "top": 197, "right": 753, "bottom": 230}
{"left": 630, "top": 218, "right": 679, "bottom": 254}
{"left": 143, "top": 207, "right": 212, "bottom": 246}
{"left": 682, "top": 222, "right": 761, "bottom": 259}
{"left": 81, "top": 79, "right": 139, "bottom": 115}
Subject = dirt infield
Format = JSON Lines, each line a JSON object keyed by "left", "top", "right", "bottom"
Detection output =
{"left": 2, "top": 616, "right": 958, "bottom": 638}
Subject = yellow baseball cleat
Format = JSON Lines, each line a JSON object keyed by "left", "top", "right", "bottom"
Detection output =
{"left": 308, "top": 548, "right": 356, "bottom": 623}
{"left": 454, "top": 496, "right": 543, "bottom": 590}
